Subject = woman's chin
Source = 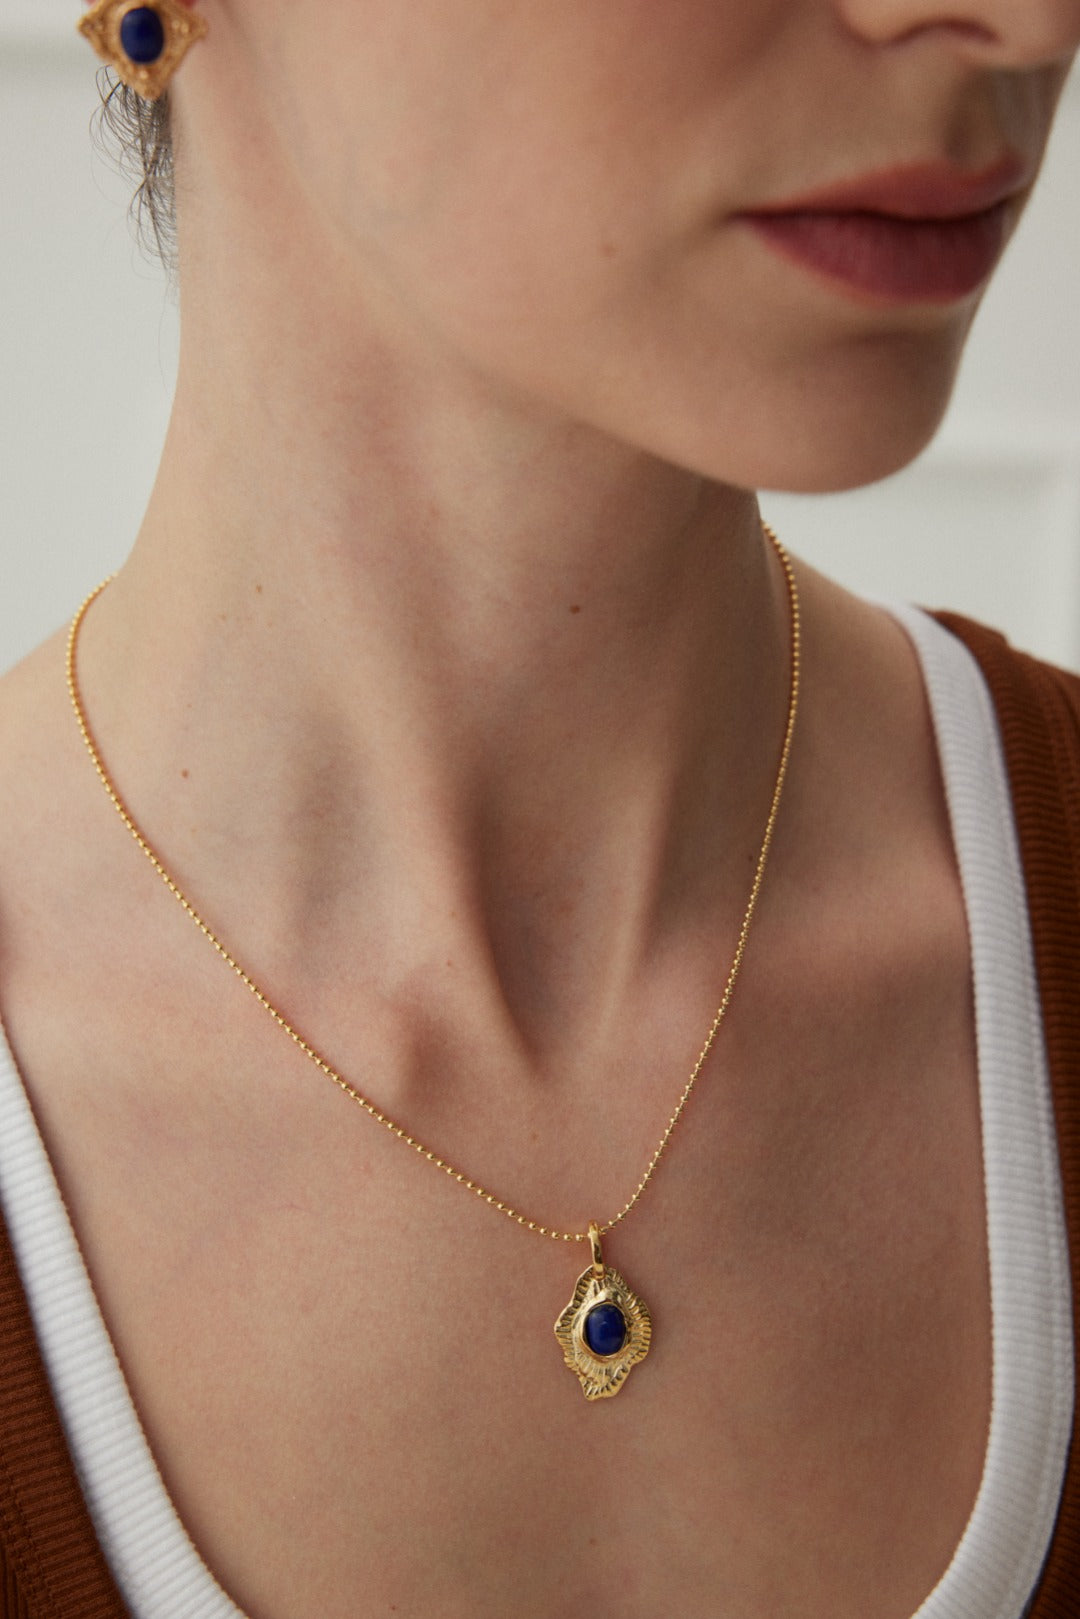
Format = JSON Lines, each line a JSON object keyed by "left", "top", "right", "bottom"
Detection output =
{"left": 749, "top": 333, "right": 969, "bottom": 494}
{"left": 711, "top": 361, "right": 961, "bottom": 496}
{"left": 588, "top": 315, "right": 970, "bottom": 498}
{"left": 751, "top": 426, "right": 943, "bottom": 496}
{"left": 651, "top": 393, "right": 952, "bottom": 500}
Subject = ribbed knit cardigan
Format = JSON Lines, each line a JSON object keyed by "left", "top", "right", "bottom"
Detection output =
{"left": 0, "top": 610, "right": 1078, "bottom": 1618}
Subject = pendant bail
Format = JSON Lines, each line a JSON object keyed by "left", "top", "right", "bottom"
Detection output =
{"left": 588, "top": 1220, "right": 604, "bottom": 1277}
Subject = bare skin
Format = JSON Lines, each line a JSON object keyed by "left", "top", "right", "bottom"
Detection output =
{"left": 0, "top": 568, "right": 990, "bottom": 1619}
{"left": 2, "top": 0, "right": 1079, "bottom": 1614}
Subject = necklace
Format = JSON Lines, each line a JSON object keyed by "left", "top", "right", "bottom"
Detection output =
{"left": 67, "top": 523, "right": 800, "bottom": 1400}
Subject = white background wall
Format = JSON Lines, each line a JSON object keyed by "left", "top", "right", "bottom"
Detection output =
{"left": 2, "top": 6, "right": 1080, "bottom": 673}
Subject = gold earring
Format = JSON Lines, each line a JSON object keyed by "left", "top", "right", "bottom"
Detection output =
{"left": 78, "top": 0, "right": 207, "bottom": 102}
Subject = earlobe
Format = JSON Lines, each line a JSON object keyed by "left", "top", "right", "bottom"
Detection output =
{"left": 77, "top": 0, "right": 208, "bottom": 102}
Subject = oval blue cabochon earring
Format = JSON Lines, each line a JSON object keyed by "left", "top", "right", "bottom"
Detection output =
{"left": 78, "top": 0, "right": 207, "bottom": 101}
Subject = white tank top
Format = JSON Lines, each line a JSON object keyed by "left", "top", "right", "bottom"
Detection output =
{"left": 0, "top": 605, "right": 1072, "bottom": 1618}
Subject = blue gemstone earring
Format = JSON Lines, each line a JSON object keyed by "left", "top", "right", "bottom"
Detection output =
{"left": 78, "top": 0, "right": 207, "bottom": 102}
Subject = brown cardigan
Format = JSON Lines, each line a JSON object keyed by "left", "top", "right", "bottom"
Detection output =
{"left": 1, "top": 610, "right": 1078, "bottom": 1618}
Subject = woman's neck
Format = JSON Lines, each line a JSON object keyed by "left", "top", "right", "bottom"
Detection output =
{"left": 75, "top": 285, "right": 794, "bottom": 1070}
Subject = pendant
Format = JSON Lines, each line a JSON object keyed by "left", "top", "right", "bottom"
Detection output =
{"left": 554, "top": 1222, "right": 651, "bottom": 1400}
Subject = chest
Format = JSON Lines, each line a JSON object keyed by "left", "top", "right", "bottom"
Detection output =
{"left": 11, "top": 985, "right": 992, "bottom": 1619}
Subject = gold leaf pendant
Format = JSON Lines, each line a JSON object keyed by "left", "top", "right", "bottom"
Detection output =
{"left": 554, "top": 1223, "right": 651, "bottom": 1399}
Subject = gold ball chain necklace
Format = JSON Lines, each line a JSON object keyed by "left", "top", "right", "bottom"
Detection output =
{"left": 67, "top": 523, "right": 800, "bottom": 1401}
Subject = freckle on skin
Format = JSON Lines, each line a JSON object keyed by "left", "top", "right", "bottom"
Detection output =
{"left": 569, "top": 604, "right": 581, "bottom": 615}
{"left": 181, "top": 768, "right": 190, "bottom": 779}
{"left": 255, "top": 583, "right": 263, "bottom": 594}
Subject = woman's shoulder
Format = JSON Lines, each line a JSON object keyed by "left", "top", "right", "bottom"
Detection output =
{"left": 923, "top": 607, "right": 1080, "bottom": 927}
{"left": 0, "top": 625, "right": 104, "bottom": 1055}
{"left": 0, "top": 627, "right": 76, "bottom": 859}
{"left": 930, "top": 609, "right": 1080, "bottom": 1126}
{"left": 928, "top": 608, "right": 1080, "bottom": 726}
{"left": 0, "top": 626, "right": 72, "bottom": 755}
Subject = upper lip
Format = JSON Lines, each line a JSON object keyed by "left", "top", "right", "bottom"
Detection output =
{"left": 743, "top": 157, "right": 1034, "bottom": 220}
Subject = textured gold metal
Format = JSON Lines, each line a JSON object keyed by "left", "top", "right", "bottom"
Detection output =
{"left": 78, "top": 0, "right": 207, "bottom": 101}
{"left": 66, "top": 524, "right": 799, "bottom": 1392}
{"left": 555, "top": 1223, "right": 652, "bottom": 1400}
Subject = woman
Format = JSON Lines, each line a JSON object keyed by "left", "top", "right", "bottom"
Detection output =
{"left": 1, "top": 2, "right": 1079, "bottom": 1616}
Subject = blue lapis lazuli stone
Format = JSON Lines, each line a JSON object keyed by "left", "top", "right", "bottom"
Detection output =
{"left": 120, "top": 6, "right": 166, "bottom": 64}
{"left": 583, "top": 1302, "right": 627, "bottom": 1357}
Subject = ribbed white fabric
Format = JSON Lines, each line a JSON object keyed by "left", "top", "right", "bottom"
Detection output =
{"left": 888, "top": 606, "right": 1074, "bottom": 1619}
{"left": 0, "top": 605, "right": 1072, "bottom": 1619}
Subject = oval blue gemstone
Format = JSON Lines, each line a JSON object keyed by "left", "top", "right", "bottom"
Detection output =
{"left": 583, "top": 1302, "right": 627, "bottom": 1357}
{"left": 120, "top": 6, "right": 166, "bottom": 64}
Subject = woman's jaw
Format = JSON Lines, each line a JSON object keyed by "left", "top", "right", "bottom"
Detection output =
{"left": 166, "top": 0, "right": 1076, "bottom": 502}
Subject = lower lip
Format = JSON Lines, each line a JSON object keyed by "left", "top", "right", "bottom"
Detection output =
{"left": 740, "top": 203, "right": 1010, "bottom": 304}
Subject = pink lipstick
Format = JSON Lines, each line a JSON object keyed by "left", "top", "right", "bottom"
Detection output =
{"left": 738, "top": 159, "right": 1029, "bottom": 305}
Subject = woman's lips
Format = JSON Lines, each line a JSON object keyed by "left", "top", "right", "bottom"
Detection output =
{"left": 740, "top": 202, "right": 1011, "bottom": 304}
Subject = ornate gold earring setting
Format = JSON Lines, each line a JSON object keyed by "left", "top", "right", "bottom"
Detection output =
{"left": 78, "top": 0, "right": 207, "bottom": 101}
